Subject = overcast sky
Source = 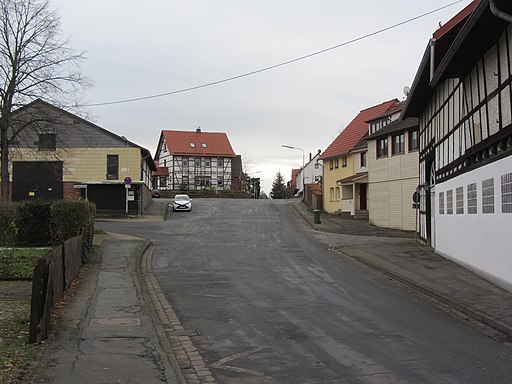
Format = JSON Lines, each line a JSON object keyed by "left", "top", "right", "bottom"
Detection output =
{"left": 51, "top": 0, "right": 471, "bottom": 194}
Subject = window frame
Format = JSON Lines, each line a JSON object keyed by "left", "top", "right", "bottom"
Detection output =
{"left": 38, "top": 133, "right": 56, "bottom": 151}
{"left": 376, "top": 138, "right": 388, "bottom": 158}
{"left": 106, "top": 154, "right": 119, "bottom": 180}
{"left": 409, "top": 130, "right": 419, "bottom": 151}
{"left": 392, "top": 133, "right": 405, "bottom": 155}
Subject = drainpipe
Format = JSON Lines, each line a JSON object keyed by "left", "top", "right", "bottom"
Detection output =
{"left": 429, "top": 38, "right": 436, "bottom": 82}
{"left": 490, "top": 0, "right": 512, "bottom": 23}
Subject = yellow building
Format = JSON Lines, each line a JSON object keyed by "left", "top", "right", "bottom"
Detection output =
{"left": 319, "top": 100, "right": 398, "bottom": 215}
{"left": 7, "top": 100, "right": 156, "bottom": 214}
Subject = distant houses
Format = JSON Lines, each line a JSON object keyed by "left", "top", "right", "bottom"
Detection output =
{"left": 153, "top": 128, "right": 242, "bottom": 193}
{"left": 319, "top": 99, "right": 398, "bottom": 217}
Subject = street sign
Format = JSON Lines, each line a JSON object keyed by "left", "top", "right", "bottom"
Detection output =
{"left": 124, "top": 176, "right": 132, "bottom": 185}
{"left": 73, "top": 184, "right": 87, "bottom": 189}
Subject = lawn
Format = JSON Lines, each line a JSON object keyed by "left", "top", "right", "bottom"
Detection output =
{"left": 0, "top": 248, "right": 51, "bottom": 280}
{"left": 0, "top": 286, "right": 39, "bottom": 384}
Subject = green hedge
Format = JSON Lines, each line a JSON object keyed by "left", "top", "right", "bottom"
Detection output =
{"left": 0, "top": 200, "right": 96, "bottom": 256}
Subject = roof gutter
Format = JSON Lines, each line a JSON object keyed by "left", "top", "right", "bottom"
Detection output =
{"left": 490, "top": 0, "right": 512, "bottom": 23}
{"left": 429, "top": 38, "right": 436, "bottom": 82}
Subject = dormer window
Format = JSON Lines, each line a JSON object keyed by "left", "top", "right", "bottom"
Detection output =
{"left": 201, "top": 143, "right": 207, "bottom": 148}
{"left": 190, "top": 142, "right": 196, "bottom": 148}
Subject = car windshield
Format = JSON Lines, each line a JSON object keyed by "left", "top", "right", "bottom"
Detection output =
{"left": 175, "top": 195, "right": 190, "bottom": 201}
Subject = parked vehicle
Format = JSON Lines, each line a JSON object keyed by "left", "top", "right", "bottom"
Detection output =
{"left": 151, "top": 189, "right": 160, "bottom": 198}
{"left": 172, "top": 194, "right": 192, "bottom": 212}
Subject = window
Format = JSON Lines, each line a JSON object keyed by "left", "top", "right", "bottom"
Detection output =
{"left": 218, "top": 158, "right": 224, "bottom": 167}
{"left": 195, "top": 157, "right": 201, "bottom": 167}
{"left": 314, "top": 175, "right": 320, "bottom": 182}
{"left": 360, "top": 152, "right": 367, "bottom": 168}
{"left": 392, "top": 133, "right": 405, "bottom": 155}
{"left": 456, "top": 187, "right": 464, "bottom": 214}
{"left": 342, "top": 157, "right": 347, "bottom": 167}
{"left": 181, "top": 175, "right": 189, "bottom": 189}
{"left": 439, "top": 192, "right": 445, "bottom": 214}
{"left": 106, "top": 155, "right": 119, "bottom": 180}
{"left": 38, "top": 133, "right": 56, "bottom": 151}
{"left": 205, "top": 158, "right": 211, "bottom": 167}
{"left": 377, "top": 138, "right": 388, "bottom": 158}
{"left": 195, "top": 176, "right": 211, "bottom": 187}
{"left": 335, "top": 187, "right": 341, "bottom": 201}
{"left": 334, "top": 158, "right": 339, "bottom": 169}
{"left": 446, "top": 190, "right": 453, "bottom": 214}
{"left": 217, "top": 176, "right": 224, "bottom": 187}
{"left": 183, "top": 157, "right": 189, "bottom": 167}
{"left": 163, "top": 159, "right": 167, "bottom": 167}
{"left": 159, "top": 176, "right": 167, "bottom": 188}
{"left": 330, "top": 187, "right": 335, "bottom": 202}
{"left": 189, "top": 142, "right": 196, "bottom": 148}
{"left": 329, "top": 160, "right": 334, "bottom": 170}
{"left": 201, "top": 143, "right": 208, "bottom": 148}
{"left": 467, "top": 183, "right": 477, "bottom": 214}
{"left": 482, "top": 178, "right": 495, "bottom": 214}
{"left": 501, "top": 173, "right": 512, "bottom": 213}
{"left": 409, "top": 130, "right": 419, "bottom": 151}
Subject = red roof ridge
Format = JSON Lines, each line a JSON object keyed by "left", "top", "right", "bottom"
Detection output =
{"left": 319, "top": 99, "right": 399, "bottom": 160}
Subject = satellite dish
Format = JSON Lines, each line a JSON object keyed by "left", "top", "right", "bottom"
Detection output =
{"left": 403, "top": 86, "right": 411, "bottom": 97}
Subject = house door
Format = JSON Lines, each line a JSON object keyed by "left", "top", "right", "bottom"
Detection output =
{"left": 12, "top": 161, "right": 63, "bottom": 201}
{"left": 359, "top": 184, "right": 367, "bottom": 210}
{"left": 425, "top": 156, "right": 435, "bottom": 247}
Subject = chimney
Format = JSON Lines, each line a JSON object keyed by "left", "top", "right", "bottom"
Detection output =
{"left": 196, "top": 127, "right": 201, "bottom": 134}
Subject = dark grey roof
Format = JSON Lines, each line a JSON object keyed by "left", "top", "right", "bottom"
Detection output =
{"left": 366, "top": 117, "right": 419, "bottom": 140}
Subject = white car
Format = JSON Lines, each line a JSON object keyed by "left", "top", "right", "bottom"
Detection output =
{"left": 172, "top": 194, "right": 192, "bottom": 212}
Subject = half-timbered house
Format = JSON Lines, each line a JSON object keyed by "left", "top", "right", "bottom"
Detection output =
{"left": 154, "top": 128, "right": 240, "bottom": 192}
{"left": 402, "top": 0, "right": 512, "bottom": 291}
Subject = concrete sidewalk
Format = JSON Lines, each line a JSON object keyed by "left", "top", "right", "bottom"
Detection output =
{"left": 30, "top": 233, "right": 180, "bottom": 384}
{"left": 292, "top": 201, "right": 512, "bottom": 338}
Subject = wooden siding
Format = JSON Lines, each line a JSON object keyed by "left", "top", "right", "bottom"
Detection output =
{"left": 10, "top": 147, "right": 143, "bottom": 182}
{"left": 368, "top": 135, "right": 419, "bottom": 230}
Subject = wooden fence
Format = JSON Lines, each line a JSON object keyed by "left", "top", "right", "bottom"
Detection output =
{"left": 29, "top": 235, "right": 83, "bottom": 344}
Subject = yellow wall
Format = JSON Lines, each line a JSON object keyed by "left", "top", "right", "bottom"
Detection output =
{"left": 10, "top": 147, "right": 142, "bottom": 182}
{"left": 323, "top": 155, "right": 355, "bottom": 213}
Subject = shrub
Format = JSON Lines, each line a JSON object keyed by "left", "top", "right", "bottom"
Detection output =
{"left": 0, "top": 204, "right": 17, "bottom": 247}
{"left": 15, "top": 200, "right": 53, "bottom": 246}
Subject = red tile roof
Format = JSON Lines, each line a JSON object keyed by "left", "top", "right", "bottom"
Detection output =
{"left": 433, "top": 0, "right": 480, "bottom": 39}
{"left": 319, "top": 99, "right": 398, "bottom": 160}
{"left": 162, "top": 129, "right": 236, "bottom": 157}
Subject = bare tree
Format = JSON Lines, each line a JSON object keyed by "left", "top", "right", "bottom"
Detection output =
{"left": 0, "top": 0, "right": 88, "bottom": 203}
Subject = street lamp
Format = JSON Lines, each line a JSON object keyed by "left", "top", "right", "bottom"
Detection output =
{"left": 282, "top": 144, "right": 305, "bottom": 196}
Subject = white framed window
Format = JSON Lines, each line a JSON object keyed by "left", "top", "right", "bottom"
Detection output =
{"left": 439, "top": 192, "right": 445, "bottom": 214}
{"left": 467, "top": 183, "right": 477, "bottom": 214}
{"left": 501, "top": 173, "right": 512, "bottom": 213}
{"left": 482, "top": 178, "right": 495, "bottom": 214}
{"left": 456, "top": 187, "right": 464, "bottom": 214}
{"left": 335, "top": 187, "right": 341, "bottom": 201}
{"left": 329, "top": 187, "right": 335, "bottom": 202}
{"left": 446, "top": 190, "right": 453, "bottom": 214}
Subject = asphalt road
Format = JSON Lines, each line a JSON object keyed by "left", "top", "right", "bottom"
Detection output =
{"left": 98, "top": 198, "right": 512, "bottom": 384}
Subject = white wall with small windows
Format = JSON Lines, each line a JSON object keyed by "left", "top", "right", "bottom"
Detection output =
{"left": 434, "top": 155, "right": 512, "bottom": 292}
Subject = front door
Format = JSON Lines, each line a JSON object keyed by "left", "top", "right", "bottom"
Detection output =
{"left": 359, "top": 184, "right": 367, "bottom": 210}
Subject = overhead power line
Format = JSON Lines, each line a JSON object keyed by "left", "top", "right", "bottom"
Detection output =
{"left": 83, "top": 0, "right": 465, "bottom": 107}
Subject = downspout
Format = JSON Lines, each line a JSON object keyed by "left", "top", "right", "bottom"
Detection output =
{"left": 429, "top": 38, "right": 437, "bottom": 82}
{"left": 490, "top": 0, "right": 512, "bottom": 23}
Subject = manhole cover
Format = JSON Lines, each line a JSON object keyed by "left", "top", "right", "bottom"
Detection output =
{"left": 90, "top": 318, "right": 141, "bottom": 327}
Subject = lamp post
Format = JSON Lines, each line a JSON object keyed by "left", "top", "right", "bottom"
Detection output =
{"left": 282, "top": 145, "right": 305, "bottom": 195}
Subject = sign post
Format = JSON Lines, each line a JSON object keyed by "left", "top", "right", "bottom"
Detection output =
{"left": 124, "top": 177, "right": 132, "bottom": 215}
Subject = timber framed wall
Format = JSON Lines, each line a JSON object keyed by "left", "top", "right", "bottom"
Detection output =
{"left": 418, "top": 24, "right": 512, "bottom": 291}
